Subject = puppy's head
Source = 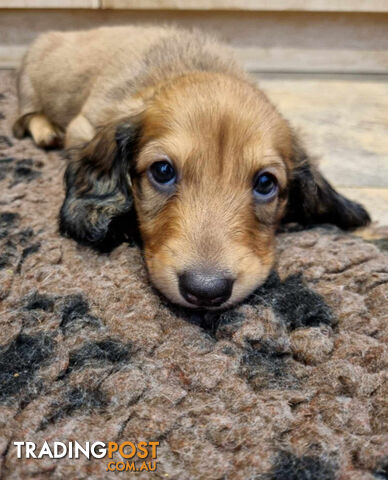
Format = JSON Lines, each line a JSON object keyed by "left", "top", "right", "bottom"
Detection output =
{"left": 60, "top": 72, "right": 370, "bottom": 308}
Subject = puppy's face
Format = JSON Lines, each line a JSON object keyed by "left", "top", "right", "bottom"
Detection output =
{"left": 132, "top": 74, "right": 291, "bottom": 308}
{"left": 60, "top": 73, "right": 370, "bottom": 309}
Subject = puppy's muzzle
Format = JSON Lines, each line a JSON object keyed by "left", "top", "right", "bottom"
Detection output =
{"left": 178, "top": 270, "right": 234, "bottom": 307}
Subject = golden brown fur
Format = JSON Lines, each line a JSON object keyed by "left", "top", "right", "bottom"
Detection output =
{"left": 14, "top": 26, "right": 370, "bottom": 308}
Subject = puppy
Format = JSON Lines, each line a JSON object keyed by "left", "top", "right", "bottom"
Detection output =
{"left": 13, "top": 26, "right": 370, "bottom": 309}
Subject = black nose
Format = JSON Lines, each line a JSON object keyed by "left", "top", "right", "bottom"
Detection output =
{"left": 178, "top": 271, "right": 234, "bottom": 307}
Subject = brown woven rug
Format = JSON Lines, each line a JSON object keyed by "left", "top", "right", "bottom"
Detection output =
{"left": 0, "top": 70, "right": 387, "bottom": 480}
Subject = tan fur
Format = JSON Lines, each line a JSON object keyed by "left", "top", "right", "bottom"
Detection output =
{"left": 27, "top": 113, "right": 62, "bottom": 148}
{"left": 13, "top": 26, "right": 240, "bottom": 147}
{"left": 14, "top": 25, "right": 369, "bottom": 308}
{"left": 133, "top": 72, "right": 291, "bottom": 307}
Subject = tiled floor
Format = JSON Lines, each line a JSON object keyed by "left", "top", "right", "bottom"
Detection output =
{"left": 256, "top": 73, "right": 388, "bottom": 226}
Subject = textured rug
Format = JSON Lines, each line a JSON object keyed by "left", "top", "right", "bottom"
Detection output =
{"left": 0, "top": 70, "right": 387, "bottom": 480}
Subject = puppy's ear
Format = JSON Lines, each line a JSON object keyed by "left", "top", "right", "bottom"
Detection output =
{"left": 59, "top": 119, "right": 140, "bottom": 251}
{"left": 283, "top": 137, "right": 370, "bottom": 229}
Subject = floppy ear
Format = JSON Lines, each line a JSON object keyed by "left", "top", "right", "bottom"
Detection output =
{"left": 59, "top": 119, "right": 140, "bottom": 252}
{"left": 282, "top": 138, "right": 370, "bottom": 229}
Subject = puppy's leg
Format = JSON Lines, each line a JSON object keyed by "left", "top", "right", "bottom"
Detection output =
{"left": 65, "top": 114, "right": 95, "bottom": 149}
{"left": 28, "top": 113, "right": 62, "bottom": 148}
{"left": 13, "top": 66, "right": 62, "bottom": 148}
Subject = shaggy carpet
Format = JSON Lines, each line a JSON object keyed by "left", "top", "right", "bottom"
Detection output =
{"left": 0, "top": 70, "right": 387, "bottom": 480}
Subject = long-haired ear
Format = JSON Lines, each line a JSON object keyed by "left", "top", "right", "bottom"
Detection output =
{"left": 282, "top": 137, "right": 370, "bottom": 229}
{"left": 59, "top": 119, "right": 140, "bottom": 252}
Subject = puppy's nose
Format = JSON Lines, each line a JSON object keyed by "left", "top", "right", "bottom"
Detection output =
{"left": 179, "top": 271, "right": 234, "bottom": 307}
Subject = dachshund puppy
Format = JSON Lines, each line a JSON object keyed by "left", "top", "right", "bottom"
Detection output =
{"left": 13, "top": 26, "right": 370, "bottom": 309}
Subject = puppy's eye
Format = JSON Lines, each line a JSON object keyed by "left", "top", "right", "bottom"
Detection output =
{"left": 253, "top": 171, "right": 278, "bottom": 202}
{"left": 148, "top": 161, "right": 177, "bottom": 189}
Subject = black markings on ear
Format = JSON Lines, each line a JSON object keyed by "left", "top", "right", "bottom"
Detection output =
{"left": 59, "top": 119, "right": 141, "bottom": 252}
{"left": 284, "top": 137, "right": 370, "bottom": 230}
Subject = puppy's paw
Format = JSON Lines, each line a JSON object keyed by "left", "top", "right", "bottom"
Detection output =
{"left": 29, "top": 114, "right": 62, "bottom": 149}
{"left": 34, "top": 129, "right": 61, "bottom": 149}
